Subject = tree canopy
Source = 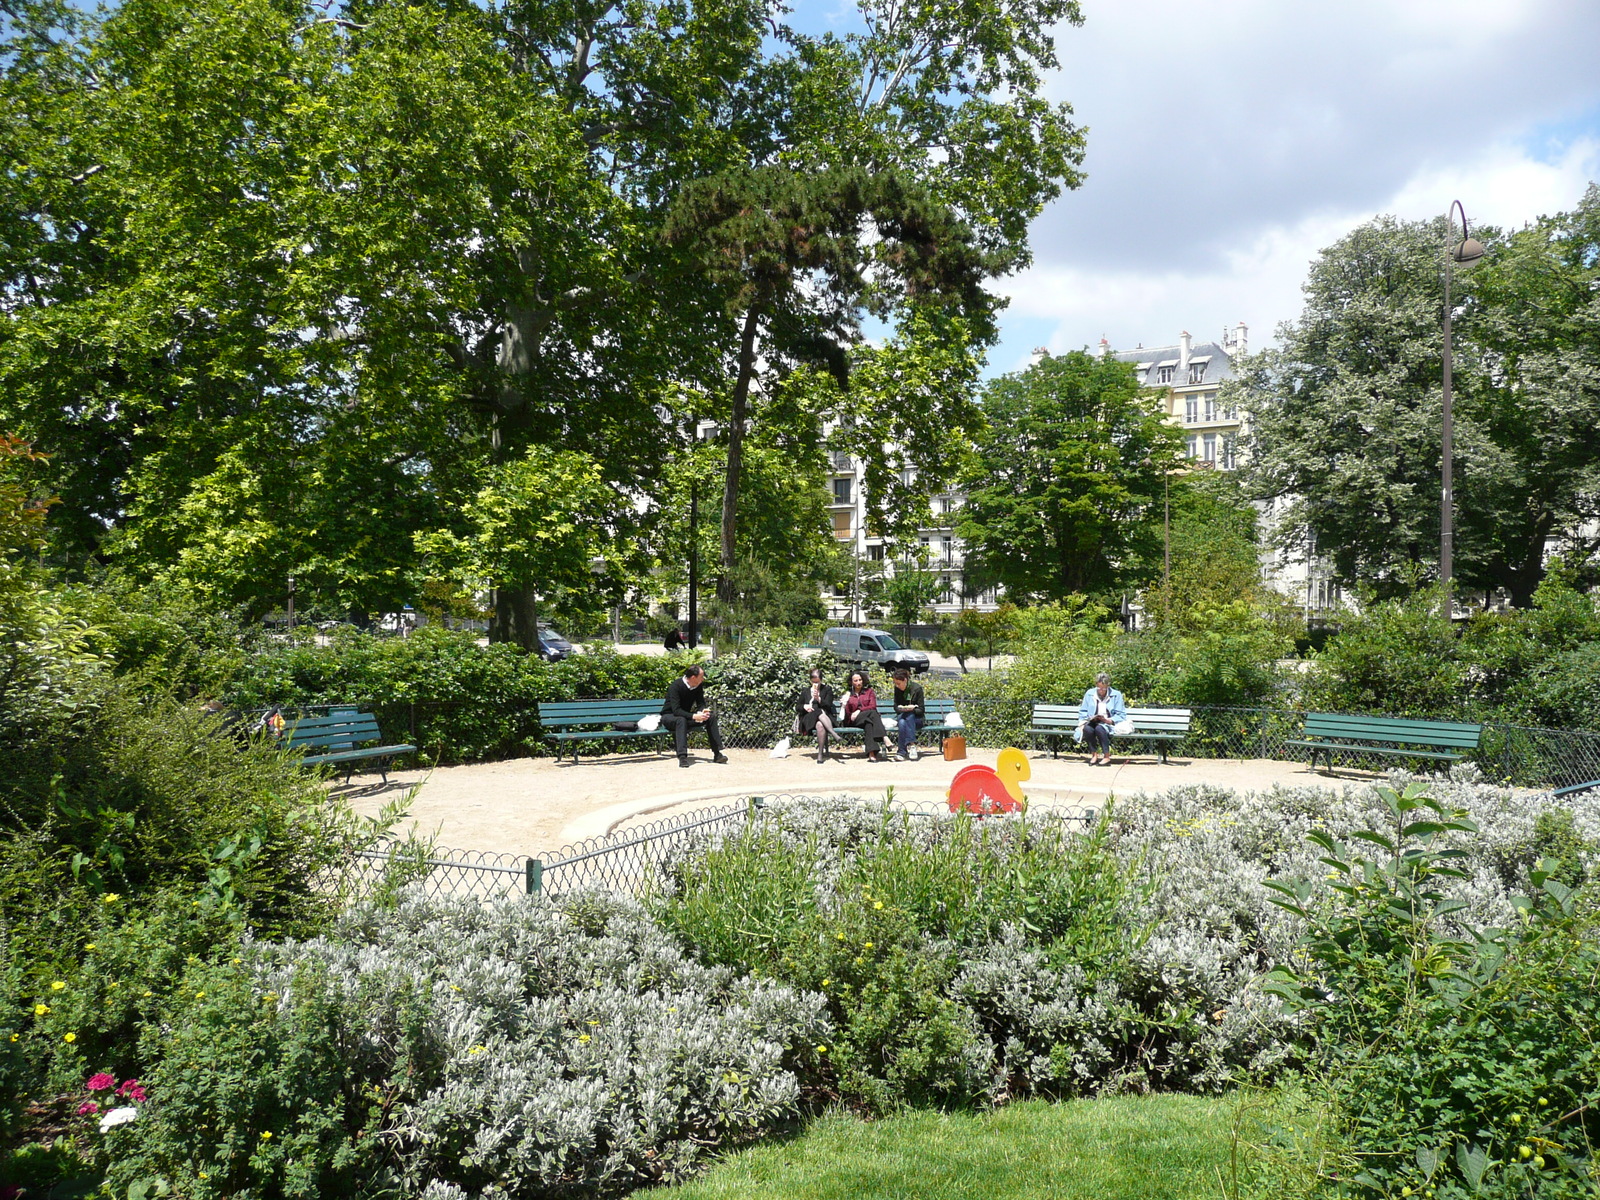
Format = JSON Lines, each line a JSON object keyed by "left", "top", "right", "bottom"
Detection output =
{"left": 956, "top": 350, "right": 1182, "bottom": 603}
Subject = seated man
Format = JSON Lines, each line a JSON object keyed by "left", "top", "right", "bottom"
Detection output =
{"left": 661, "top": 664, "right": 729, "bottom": 768}
{"left": 890, "top": 667, "right": 925, "bottom": 760}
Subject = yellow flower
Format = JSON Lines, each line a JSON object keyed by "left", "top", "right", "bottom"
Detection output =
{"left": 578, "top": 1034, "right": 591, "bottom": 1044}
{"left": 667, "top": 1007, "right": 677, "bottom": 1013}
{"left": 194, "top": 991, "right": 206, "bottom": 1000}
{"left": 835, "top": 932, "right": 846, "bottom": 941}
{"left": 63, "top": 1032, "right": 76, "bottom": 1043}
{"left": 873, "top": 901, "right": 884, "bottom": 910}
{"left": 33, "top": 1004, "right": 48, "bottom": 1017}
{"left": 820, "top": 979, "right": 831, "bottom": 988}
{"left": 8, "top": 1034, "right": 17, "bottom": 1043}
{"left": 587, "top": 1020, "right": 600, "bottom": 1026}
{"left": 84, "top": 943, "right": 96, "bottom": 952}
{"left": 102, "top": 893, "right": 120, "bottom": 904}
{"left": 50, "top": 981, "right": 65, "bottom": 991}
{"left": 142, "top": 991, "right": 153, "bottom": 999}
{"left": 260, "top": 1131, "right": 272, "bottom": 1140}
{"left": 199, "top": 1173, "right": 208, "bottom": 1180}
{"left": 816, "top": 1044, "right": 828, "bottom": 1054}
{"left": 468, "top": 1045, "right": 486, "bottom": 1055}
{"left": 863, "top": 942, "right": 873, "bottom": 950}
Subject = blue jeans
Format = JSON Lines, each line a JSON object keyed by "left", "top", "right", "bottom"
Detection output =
{"left": 896, "top": 713, "right": 923, "bottom": 755}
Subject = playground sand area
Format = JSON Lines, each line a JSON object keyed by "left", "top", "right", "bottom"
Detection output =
{"left": 335, "top": 745, "right": 1338, "bottom": 860}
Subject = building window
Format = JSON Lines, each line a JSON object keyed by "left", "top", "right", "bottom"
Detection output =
{"left": 901, "top": 468, "right": 916, "bottom": 486}
{"left": 1202, "top": 434, "right": 1217, "bottom": 463}
{"left": 868, "top": 543, "right": 885, "bottom": 561}
{"left": 1222, "top": 399, "right": 1238, "bottom": 421}
{"left": 1186, "top": 435, "right": 1199, "bottom": 459}
{"left": 939, "top": 496, "right": 953, "bottom": 514}
{"left": 830, "top": 450, "right": 852, "bottom": 469}
{"left": 1184, "top": 396, "right": 1198, "bottom": 423}
{"left": 832, "top": 477, "right": 851, "bottom": 504}
{"left": 832, "top": 511, "right": 852, "bottom": 538}
{"left": 939, "top": 575, "right": 953, "bottom": 603}
{"left": 1220, "top": 435, "right": 1237, "bottom": 470}
{"left": 1203, "top": 395, "right": 1216, "bottom": 421}
{"left": 1188, "top": 363, "right": 1206, "bottom": 384}
{"left": 1156, "top": 365, "right": 1175, "bottom": 385}
{"left": 941, "top": 536, "right": 952, "bottom": 565}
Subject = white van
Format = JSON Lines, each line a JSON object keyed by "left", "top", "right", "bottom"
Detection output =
{"left": 822, "top": 627, "right": 931, "bottom": 674}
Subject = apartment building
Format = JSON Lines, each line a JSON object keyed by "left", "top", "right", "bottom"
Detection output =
{"left": 1104, "top": 323, "right": 1248, "bottom": 470}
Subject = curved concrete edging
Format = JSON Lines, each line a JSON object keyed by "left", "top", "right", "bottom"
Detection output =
{"left": 558, "top": 783, "right": 1110, "bottom": 845}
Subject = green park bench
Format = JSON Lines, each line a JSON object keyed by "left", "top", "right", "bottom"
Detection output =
{"left": 831, "top": 697, "right": 962, "bottom": 752}
{"left": 1286, "top": 712, "right": 1483, "bottom": 774}
{"left": 286, "top": 709, "right": 417, "bottom": 784}
{"left": 1026, "top": 703, "right": 1193, "bottom": 762}
{"left": 538, "top": 699, "right": 683, "bottom": 762}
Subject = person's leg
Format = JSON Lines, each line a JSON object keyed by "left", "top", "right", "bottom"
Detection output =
{"left": 705, "top": 713, "right": 727, "bottom": 760}
{"left": 896, "top": 713, "right": 915, "bottom": 757}
{"left": 866, "top": 712, "right": 885, "bottom": 759}
{"left": 664, "top": 714, "right": 690, "bottom": 761}
{"left": 1089, "top": 722, "right": 1111, "bottom": 760}
{"left": 816, "top": 712, "right": 834, "bottom": 759}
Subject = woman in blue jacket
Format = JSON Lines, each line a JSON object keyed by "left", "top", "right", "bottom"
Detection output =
{"left": 1076, "top": 672, "right": 1127, "bottom": 766}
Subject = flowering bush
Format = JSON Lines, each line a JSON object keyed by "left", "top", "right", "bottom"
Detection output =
{"left": 108, "top": 891, "right": 826, "bottom": 1198}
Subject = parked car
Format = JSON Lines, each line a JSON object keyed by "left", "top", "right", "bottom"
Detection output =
{"left": 537, "top": 625, "right": 575, "bottom": 662}
{"left": 821, "top": 627, "right": 930, "bottom": 674}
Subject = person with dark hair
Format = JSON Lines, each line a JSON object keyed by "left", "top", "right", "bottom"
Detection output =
{"left": 1076, "top": 672, "right": 1127, "bottom": 766}
{"left": 661, "top": 664, "right": 728, "bottom": 767}
{"left": 890, "top": 667, "right": 925, "bottom": 760}
{"left": 841, "top": 669, "right": 888, "bottom": 762}
{"left": 795, "top": 666, "right": 837, "bottom": 763}
{"left": 664, "top": 628, "right": 686, "bottom": 652}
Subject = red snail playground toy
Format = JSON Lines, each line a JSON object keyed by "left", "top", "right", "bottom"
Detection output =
{"left": 946, "top": 747, "right": 1031, "bottom": 815}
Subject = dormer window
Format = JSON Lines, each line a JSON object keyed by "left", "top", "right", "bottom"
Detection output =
{"left": 1156, "top": 365, "right": 1174, "bottom": 384}
{"left": 1188, "top": 363, "right": 1206, "bottom": 384}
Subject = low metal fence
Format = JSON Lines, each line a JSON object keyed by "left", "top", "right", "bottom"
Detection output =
{"left": 258, "top": 698, "right": 1600, "bottom": 794}
{"left": 337, "top": 792, "right": 1104, "bottom": 905}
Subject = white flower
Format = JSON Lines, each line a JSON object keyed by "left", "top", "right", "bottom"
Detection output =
{"left": 99, "top": 1106, "right": 139, "bottom": 1132}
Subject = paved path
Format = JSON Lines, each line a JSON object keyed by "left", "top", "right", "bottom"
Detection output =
{"left": 337, "top": 744, "right": 1355, "bottom": 860}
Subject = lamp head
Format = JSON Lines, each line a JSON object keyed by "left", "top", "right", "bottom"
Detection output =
{"left": 1452, "top": 237, "right": 1486, "bottom": 265}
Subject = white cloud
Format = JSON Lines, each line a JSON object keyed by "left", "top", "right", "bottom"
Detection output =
{"left": 988, "top": 0, "right": 1600, "bottom": 366}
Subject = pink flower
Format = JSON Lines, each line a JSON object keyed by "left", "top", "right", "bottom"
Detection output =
{"left": 86, "top": 1072, "right": 117, "bottom": 1092}
{"left": 119, "top": 1081, "right": 147, "bottom": 1102}
{"left": 77, "top": 1101, "right": 100, "bottom": 1115}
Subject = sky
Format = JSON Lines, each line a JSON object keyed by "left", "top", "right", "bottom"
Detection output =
{"left": 793, "top": 0, "right": 1600, "bottom": 376}
{"left": 986, "top": 0, "right": 1600, "bottom": 373}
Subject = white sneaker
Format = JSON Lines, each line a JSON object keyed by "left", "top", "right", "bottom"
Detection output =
{"left": 907, "top": 747, "right": 919, "bottom": 761}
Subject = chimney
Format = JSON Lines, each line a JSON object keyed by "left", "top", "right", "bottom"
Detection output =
{"left": 1178, "top": 330, "right": 1192, "bottom": 372}
{"left": 1226, "top": 321, "right": 1248, "bottom": 358}
{"left": 1029, "top": 346, "right": 1051, "bottom": 367}
{"left": 1098, "top": 335, "right": 1111, "bottom": 356}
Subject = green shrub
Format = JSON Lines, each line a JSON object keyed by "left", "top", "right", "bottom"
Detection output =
{"left": 654, "top": 804, "right": 1156, "bottom": 1112}
{"left": 1265, "top": 782, "right": 1600, "bottom": 1198}
{"left": 1301, "top": 590, "right": 1468, "bottom": 717}
{"left": 106, "top": 892, "right": 826, "bottom": 1199}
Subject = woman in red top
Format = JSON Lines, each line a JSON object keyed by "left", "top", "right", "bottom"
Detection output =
{"left": 841, "top": 670, "right": 888, "bottom": 762}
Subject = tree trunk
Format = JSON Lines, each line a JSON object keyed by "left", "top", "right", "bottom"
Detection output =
{"left": 490, "top": 585, "right": 541, "bottom": 651}
{"left": 718, "top": 305, "right": 762, "bottom": 605}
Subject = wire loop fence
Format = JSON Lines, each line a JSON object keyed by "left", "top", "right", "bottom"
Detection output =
{"left": 336, "top": 793, "right": 1102, "bottom": 907}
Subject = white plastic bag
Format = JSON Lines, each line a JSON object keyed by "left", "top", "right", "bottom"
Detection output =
{"left": 945, "top": 710, "right": 965, "bottom": 728}
{"left": 1111, "top": 718, "right": 1135, "bottom": 737}
{"left": 637, "top": 712, "right": 661, "bottom": 732}
{"left": 770, "top": 737, "right": 791, "bottom": 758}
{"left": 1073, "top": 722, "right": 1085, "bottom": 744}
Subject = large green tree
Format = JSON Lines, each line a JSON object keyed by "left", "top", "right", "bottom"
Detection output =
{"left": 957, "top": 350, "right": 1182, "bottom": 602}
{"left": 1239, "top": 191, "right": 1600, "bottom": 607}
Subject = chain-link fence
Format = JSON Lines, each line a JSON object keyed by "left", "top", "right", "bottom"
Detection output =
{"left": 261, "top": 697, "right": 1600, "bottom": 792}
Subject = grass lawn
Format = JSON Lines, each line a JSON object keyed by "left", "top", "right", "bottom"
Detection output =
{"left": 642, "top": 1093, "right": 1282, "bottom": 1200}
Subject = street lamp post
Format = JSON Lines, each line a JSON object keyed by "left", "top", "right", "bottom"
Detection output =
{"left": 1441, "top": 200, "right": 1485, "bottom": 623}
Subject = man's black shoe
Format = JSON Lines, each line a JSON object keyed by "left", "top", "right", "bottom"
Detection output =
{"left": 712, "top": 753, "right": 730, "bottom": 764}
{"left": 678, "top": 757, "right": 691, "bottom": 768}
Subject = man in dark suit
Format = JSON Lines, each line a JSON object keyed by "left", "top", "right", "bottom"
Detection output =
{"left": 661, "top": 664, "right": 728, "bottom": 767}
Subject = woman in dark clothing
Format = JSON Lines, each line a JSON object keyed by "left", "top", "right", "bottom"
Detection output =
{"left": 795, "top": 667, "right": 837, "bottom": 763}
{"left": 841, "top": 669, "right": 888, "bottom": 762}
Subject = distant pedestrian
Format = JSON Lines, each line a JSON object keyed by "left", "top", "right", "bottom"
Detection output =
{"left": 664, "top": 628, "right": 686, "bottom": 652}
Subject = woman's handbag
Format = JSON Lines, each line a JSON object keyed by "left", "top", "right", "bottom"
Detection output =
{"left": 942, "top": 734, "right": 967, "bottom": 761}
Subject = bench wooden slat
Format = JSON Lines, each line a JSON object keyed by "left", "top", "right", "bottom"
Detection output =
{"left": 536, "top": 699, "right": 680, "bottom": 761}
{"left": 1294, "top": 712, "right": 1483, "bottom": 773}
{"left": 284, "top": 709, "right": 413, "bottom": 782}
{"left": 1027, "top": 703, "right": 1193, "bottom": 762}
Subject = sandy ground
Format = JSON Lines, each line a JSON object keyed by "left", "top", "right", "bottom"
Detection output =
{"left": 334, "top": 742, "right": 1364, "bottom": 859}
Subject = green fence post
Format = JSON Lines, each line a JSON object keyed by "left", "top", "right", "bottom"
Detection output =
{"left": 526, "top": 858, "right": 543, "bottom": 895}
